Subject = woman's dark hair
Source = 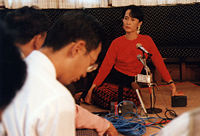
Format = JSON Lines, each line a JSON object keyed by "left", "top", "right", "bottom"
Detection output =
{"left": 123, "top": 5, "right": 144, "bottom": 22}
{"left": 0, "top": 20, "right": 27, "bottom": 109}
{"left": 44, "top": 11, "right": 103, "bottom": 53}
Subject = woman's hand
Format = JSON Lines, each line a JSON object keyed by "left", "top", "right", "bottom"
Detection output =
{"left": 169, "top": 82, "right": 184, "bottom": 96}
{"left": 84, "top": 84, "right": 97, "bottom": 104}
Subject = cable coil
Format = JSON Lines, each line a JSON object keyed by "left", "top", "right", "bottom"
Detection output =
{"left": 104, "top": 101, "right": 169, "bottom": 136}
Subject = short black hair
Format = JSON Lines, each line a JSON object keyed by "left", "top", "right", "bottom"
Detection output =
{"left": 0, "top": 20, "right": 27, "bottom": 109}
{"left": 123, "top": 5, "right": 144, "bottom": 22}
{"left": 44, "top": 11, "right": 103, "bottom": 53}
{"left": 4, "top": 6, "right": 50, "bottom": 45}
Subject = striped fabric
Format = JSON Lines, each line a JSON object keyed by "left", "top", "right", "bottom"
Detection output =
{"left": 2, "top": 0, "right": 200, "bottom": 9}
{"left": 76, "top": 129, "right": 98, "bottom": 136}
{"left": 111, "top": 0, "right": 200, "bottom": 6}
{"left": 92, "top": 83, "right": 140, "bottom": 109}
{"left": 3, "top": 0, "right": 108, "bottom": 9}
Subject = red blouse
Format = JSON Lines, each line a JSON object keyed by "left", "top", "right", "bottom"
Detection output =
{"left": 93, "top": 34, "right": 172, "bottom": 86}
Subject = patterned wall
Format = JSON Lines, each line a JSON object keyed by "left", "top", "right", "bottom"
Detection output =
{"left": 43, "top": 4, "right": 200, "bottom": 58}
{"left": 141, "top": 4, "right": 200, "bottom": 58}
{"left": 1, "top": 4, "right": 200, "bottom": 58}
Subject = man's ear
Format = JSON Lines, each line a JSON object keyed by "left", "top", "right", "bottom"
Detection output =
{"left": 33, "top": 32, "right": 47, "bottom": 50}
{"left": 71, "top": 40, "right": 86, "bottom": 57}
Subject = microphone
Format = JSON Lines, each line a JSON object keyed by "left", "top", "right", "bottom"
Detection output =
{"left": 137, "top": 54, "right": 146, "bottom": 67}
{"left": 136, "top": 43, "right": 152, "bottom": 56}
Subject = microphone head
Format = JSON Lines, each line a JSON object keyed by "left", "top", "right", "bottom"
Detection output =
{"left": 136, "top": 43, "right": 142, "bottom": 49}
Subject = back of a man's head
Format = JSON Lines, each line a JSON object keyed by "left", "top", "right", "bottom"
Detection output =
{"left": 4, "top": 6, "right": 50, "bottom": 45}
{"left": 44, "top": 11, "right": 103, "bottom": 53}
{"left": 0, "top": 20, "right": 27, "bottom": 110}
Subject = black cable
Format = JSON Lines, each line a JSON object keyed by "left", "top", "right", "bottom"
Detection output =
{"left": 164, "top": 108, "right": 178, "bottom": 120}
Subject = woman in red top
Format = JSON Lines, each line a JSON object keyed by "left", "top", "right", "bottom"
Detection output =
{"left": 84, "top": 5, "right": 183, "bottom": 108}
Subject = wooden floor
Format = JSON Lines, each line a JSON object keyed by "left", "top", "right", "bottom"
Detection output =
{"left": 80, "top": 81, "right": 200, "bottom": 136}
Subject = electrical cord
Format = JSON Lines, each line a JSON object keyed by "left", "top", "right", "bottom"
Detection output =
{"left": 104, "top": 100, "right": 178, "bottom": 135}
{"left": 149, "top": 108, "right": 178, "bottom": 136}
{"left": 104, "top": 101, "right": 166, "bottom": 136}
{"left": 164, "top": 108, "right": 177, "bottom": 119}
{"left": 105, "top": 111, "right": 146, "bottom": 135}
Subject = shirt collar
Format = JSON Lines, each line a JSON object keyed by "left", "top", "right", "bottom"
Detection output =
{"left": 25, "top": 50, "right": 57, "bottom": 79}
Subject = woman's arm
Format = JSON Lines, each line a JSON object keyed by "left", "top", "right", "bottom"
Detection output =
{"left": 146, "top": 36, "right": 183, "bottom": 96}
{"left": 85, "top": 40, "right": 119, "bottom": 103}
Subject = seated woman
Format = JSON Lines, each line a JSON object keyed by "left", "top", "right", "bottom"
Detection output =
{"left": 83, "top": 5, "right": 183, "bottom": 109}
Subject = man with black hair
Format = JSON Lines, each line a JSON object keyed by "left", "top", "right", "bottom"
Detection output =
{"left": 4, "top": 6, "right": 50, "bottom": 58}
{"left": 0, "top": 20, "right": 27, "bottom": 136}
{"left": 2, "top": 11, "right": 118, "bottom": 136}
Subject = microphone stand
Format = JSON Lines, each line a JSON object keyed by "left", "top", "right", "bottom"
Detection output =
{"left": 141, "top": 53, "right": 162, "bottom": 114}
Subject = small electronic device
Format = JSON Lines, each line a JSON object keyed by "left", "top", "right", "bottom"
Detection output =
{"left": 110, "top": 101, "right": 134, "bottom": 117}
{"left": 137, "top": 74, "right": 151, "bottom": 84}
{"left": 171, "top": 96, "right": 187, "bottom": 107}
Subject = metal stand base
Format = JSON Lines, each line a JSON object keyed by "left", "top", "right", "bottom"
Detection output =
{"left": 146, "top": 108, "right": 162, "bottom": 114}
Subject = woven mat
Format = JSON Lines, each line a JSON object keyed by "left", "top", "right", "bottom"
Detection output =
{"left": 140, "top": 81, "right": 200, "bottom": 115}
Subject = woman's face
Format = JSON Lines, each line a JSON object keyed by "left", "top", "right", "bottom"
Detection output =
{"left": 122, "top": 9, "right": 142, "bottom": 34}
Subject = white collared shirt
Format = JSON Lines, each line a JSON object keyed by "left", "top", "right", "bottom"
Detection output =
{"left": 0, "top": 122, "right": 6, "bottom": 136}
{"left": 157, "top": 107, "right": 200, "bottom": 136}
{"left": 2, "top": 51, "right": 76, "bottom": 136}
